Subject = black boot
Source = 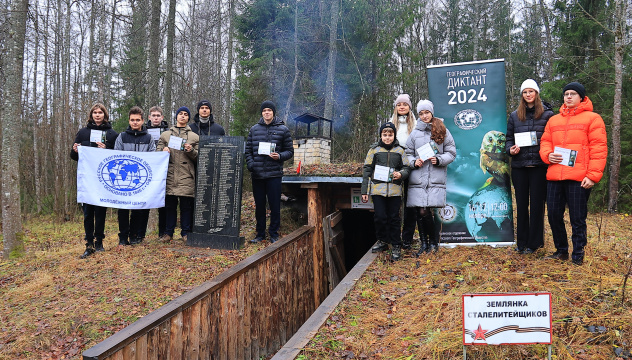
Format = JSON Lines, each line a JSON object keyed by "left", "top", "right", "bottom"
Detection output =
{"left": 391, "top": 245, "right": 402, "bottom": 261}
{"left": 94, "top": 238, "right": 105, "bottom": 252}
{"left": 415, "top": 213, "right": 429, "bottom": 256}
{"left": 80, "top": 239, "right": 95, "bottom": 259}
{"left": 372, "top": 240, "right": 389, "bottom": 253}
{"left": 422, "top": 213, "right": 439, "bottom": 253}
{"left": 129, "top": 236, "right": 141, "bottom": 245}
{"left": 118, "top": 235, "right": 130, "bottom": 246}
{"left": 401, "top": 207, "right": 416, "bottom": 250}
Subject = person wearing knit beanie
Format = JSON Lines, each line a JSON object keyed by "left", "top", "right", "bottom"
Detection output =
{"left": 260, "top": 100, "right": 276, "bottom": 116}
{"left": 190, "top": 99, "right": 225, "bottom": 136}
{"left": 520, "top": 79, "right": 540, "bottom": 94}
{"left": 175, "top": 106, "right": 191, "bottom": 122}
{"left": 360, "top": 121, "right": 410, "bottom": 261}
{"left": 540, "top": 81, "right": 607, "bottom": 265}
{"left": 416, "top": 99, "right": 434, "bottom": 116}
{"left": 506, "top": 79, "right": 554, "bottom": 254}
{"left": 245, "top": 99, "right": 293, "bottom": 244}
{"left": 562, "top": 82, "right": 586, "bottom": 101}
{"left": 390, "top": 94, "right": 416, "bottom": 251}
{"left": 156, "top": 105, "right": 200, "bottom": 244}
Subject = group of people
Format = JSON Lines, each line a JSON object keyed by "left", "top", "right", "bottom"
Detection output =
{"left": 362, "top": 80, "right": 607, "bottom": 265}
{"left": 71, "top": 100, "right": 292, "bottom": 259}
{"left": 507, "top": 80, "right": 607, "bottom": 266}
{"left": 361, "top": 95, "right": 456, "bottom": 261}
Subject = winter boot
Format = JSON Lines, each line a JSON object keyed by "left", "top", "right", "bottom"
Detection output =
{"left": 391, "top": 245, "right": 402, "bottom": 261}
{"left": 118, "top": 235, "right": 130, "bottom": 246}
{"left": 415, "top": 215, "right": 429, "bottom": 256}
{"left": 422, "top": 213, "right": 439, "bottom": 253}
{"left": 372, "top": 240, "right": 389, "bottom": 253}
{"left": 94, "top": 238, "right": 105, "bottom": 252}
{"left": 129, "top": 236, "right": 141, "bottom": 245}
{"left": 80, "top": 239, "right": 95, "bottom": 259}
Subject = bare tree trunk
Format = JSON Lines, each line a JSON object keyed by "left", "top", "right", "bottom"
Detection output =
{"left": 323, "top": 0, "right": 339, "bottom": 120}
{"left": 104, "top": 0, "right": 118, "bottom": 107}
{"left": 224, "top": 0, "right": 235, "bottom": 133}
{"left": 283, "top": 0, "right": 300, "bottom": 123}
{"left": 147, "top": 0, "right": 161, "bottom": 108}
{"left": 608, "top": 0, "right": 626, "bottom": 213}
{"left": 163, "top": 0, "right": 176, "bottom": 119}
{"left": 33, "top": 3, "right": 42, "bottom": 213}
{"left": 87, "top": 0, "right": 97, "bottom": 100}
{"left": 538, "top": 0, "right": 553, "bottom": 81}
{"left": 2, "top": 0, "right": 27, "bottom": 259}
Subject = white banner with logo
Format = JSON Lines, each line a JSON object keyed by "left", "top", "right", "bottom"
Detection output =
{"left": 77, "top": 147, "right": 169, "bottom": 209}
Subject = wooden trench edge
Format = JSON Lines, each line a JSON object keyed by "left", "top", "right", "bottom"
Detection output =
{"left": 82, "top": 225, "right": 315, "bottom": 360}
{"left": 271, "top": 248, "right": 378, "bottom": 360}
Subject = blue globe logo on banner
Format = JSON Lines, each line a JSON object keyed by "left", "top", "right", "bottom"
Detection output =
{"left": 454, "top": 109, "right": 483, "bottom": 130}
{"left": 100, "top": 158, "right": 149, "bottom": 192}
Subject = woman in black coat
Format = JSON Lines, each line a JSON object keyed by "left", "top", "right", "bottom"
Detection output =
{"left": 70, "top": 103, "right": 118, "bottom": 258}
{"left": 505, "top": 79, "right": 554, "bottom": 254}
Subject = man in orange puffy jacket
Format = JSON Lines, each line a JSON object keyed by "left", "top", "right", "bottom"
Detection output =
{"left": 539, "top": 82, "right": 607, "bottom": 265}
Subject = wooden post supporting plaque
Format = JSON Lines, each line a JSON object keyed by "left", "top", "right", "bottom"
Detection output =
{"left": 187, "top": 136, "right": 245, "bottom": 249}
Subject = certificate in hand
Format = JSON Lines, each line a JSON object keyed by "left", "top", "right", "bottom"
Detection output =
{"left": 554, "top": 146, "right": 577, "bottom": 167}
{"left": 148, "top": 128, "right": 161, "bottom": 142}
{"left": 258, "top": 142, "right": 276, "bottom": 155}
{"left": 514, "top": 131, "right": 538, "bottom": 147}
{"left": 168, "top": 135, "right": 185, "bottom": 150}
{"left": 373, "top": 165, "right": 393, "bottom": 182}
{"left": 90, "top": 130, "right": 105, "bottom": 143}
{"left": 416, "top": 141, "right": 439, "bottom": 161}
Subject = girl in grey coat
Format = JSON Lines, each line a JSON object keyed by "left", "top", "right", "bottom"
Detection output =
{"left": 405, "top": 100, "right": 457, "bottom": 255}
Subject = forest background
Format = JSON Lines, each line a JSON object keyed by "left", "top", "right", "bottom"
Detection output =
{"left": 0, "top": 0, "right": 630, "bottom": 258}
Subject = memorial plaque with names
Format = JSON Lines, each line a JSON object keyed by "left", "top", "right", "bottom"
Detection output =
{"left": 187, "top": 136, "right": 245, "bottom": 249}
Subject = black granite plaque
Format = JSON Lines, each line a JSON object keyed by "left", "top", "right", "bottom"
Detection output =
{"left": 187, "top": 136, "right": 245, "bottom": 249}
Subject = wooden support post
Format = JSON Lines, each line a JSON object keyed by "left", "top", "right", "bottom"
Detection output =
{"left": 307, "top": 186, "right": 325, "bottom": 309}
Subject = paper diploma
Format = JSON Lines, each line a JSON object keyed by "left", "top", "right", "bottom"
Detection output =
{"left": 416, "top": 142, "right": 438, "bottom": 161}
{"left": 148, "top": 128, "right": 161, "bottom": 142}
{"left": 258, "top": 142, "right": 276, "bottom": 155}
{"left": 373, "top": 165, "right": 393, "bottom": 182}
{"left": 515, "top": 131, "right": 538, "bottom": 147}
{"left": 554, "top": 146, "right": 577, "bottom": 167}
{"left": 90, "top": 130, "right": 105, "bottom": 143}
{"left": 168, "top": 135, "right": 185, "bottom": 151}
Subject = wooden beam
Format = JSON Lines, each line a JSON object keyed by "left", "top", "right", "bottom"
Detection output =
{"left": 270, "top": 249, "right": 378, "bottom": 360}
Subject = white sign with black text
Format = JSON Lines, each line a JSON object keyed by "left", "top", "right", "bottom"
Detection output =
{"left": 462, "top": 293, "right": 552, "bottom": 345}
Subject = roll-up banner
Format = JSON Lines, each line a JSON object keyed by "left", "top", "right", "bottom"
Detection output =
{"left": 427, "top": 59, "right": 513, "bottom": 245}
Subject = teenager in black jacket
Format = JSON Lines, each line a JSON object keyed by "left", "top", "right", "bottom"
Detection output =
{"left": 505, "top": 79, "right": 554, "bottom": 254}
{"left": 70, "top": 103, "right": 118, "bottom": 258}
{"left": 245, "top": 101, "right": 293, "bottom": 243}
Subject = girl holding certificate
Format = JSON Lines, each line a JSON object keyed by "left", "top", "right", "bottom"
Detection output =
{"left": 70, "top": 103, "right": 118, "bottom": 258}
{"left": 505, "top": 79, "right": 554, "bottom": 254}
{"left": 405, "top": 100, "right": 456, "bottom": 255}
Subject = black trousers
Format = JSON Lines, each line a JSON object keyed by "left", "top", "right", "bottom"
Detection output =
{"left": 252, "top": 177, "right": 282, "bottom": 238}
{"left": 118, "top": 209, "right": 150, "bottom": 241}
{"left": 401, "top": 180, "right": 417, "bottom": 244}
{"left": 158, "top": 207, "right": 166, "bottom": 236}
{"left": 82, "top": 204, "right": 107, "bottom": 241}
{"left": 372, "top": 195, "right": 402, "bottom": 246}
{"left": 547, "top": 180, "right": 591, "bottom": 261}
{"left": 511, "top": 166, "right": 547, "bottom": 250}
{"left": 165, "top": 195, "right": 194, "bottom": 237}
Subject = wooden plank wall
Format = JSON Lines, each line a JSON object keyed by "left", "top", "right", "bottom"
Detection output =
{"left": 83, "top": 225, "right": 317, "bottom": 360}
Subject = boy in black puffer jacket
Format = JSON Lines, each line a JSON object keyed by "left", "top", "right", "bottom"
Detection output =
{"left": 114, "top": 106, "right": 156, "bottom": 246}
{"left": 190, "top": 100, "right": 225, "bottom": 137}
{"left": 245, "top": 101, "right": 293, "bottom": 244}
